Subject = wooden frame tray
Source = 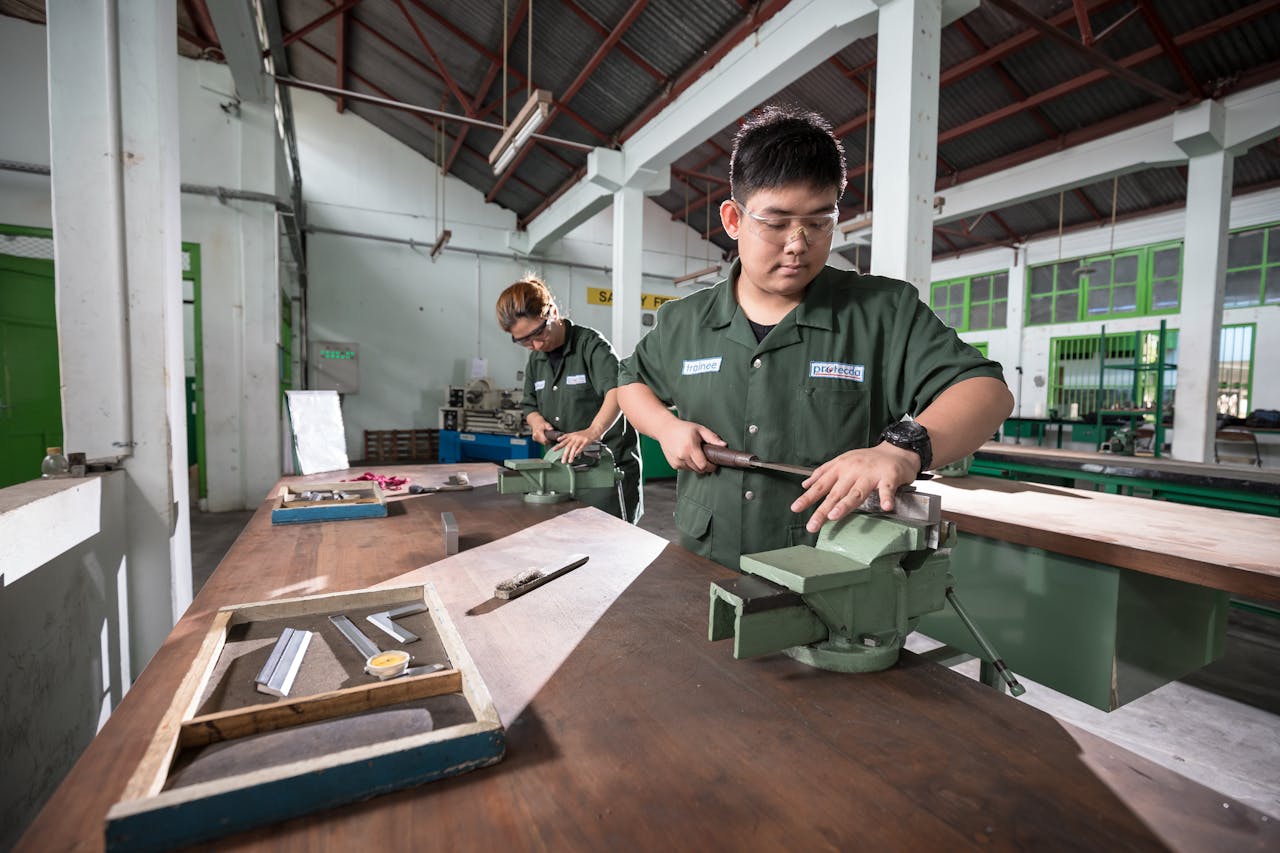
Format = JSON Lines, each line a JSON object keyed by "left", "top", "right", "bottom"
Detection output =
{"left": 270, "top": 480, "right": 388, "bottom": 524}
{"left": 105, "top": 583, "right": 503, "bottom": 852}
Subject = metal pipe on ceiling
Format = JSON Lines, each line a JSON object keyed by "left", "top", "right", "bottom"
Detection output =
{"left": 304, "top": 223, "right": 679, "bottom": 282}
{"left": 0, "top": 160, "right": 292, "bottom": 211}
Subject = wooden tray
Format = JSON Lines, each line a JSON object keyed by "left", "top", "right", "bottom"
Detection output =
{"left": 270, "top": 480, "right": 387, "bottom": 524}
{"left": 104, "top": 583, "right": 503, "bottom": 852}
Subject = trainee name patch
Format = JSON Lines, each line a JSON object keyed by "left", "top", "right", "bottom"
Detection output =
{"left": 682, "top": 357, "right": 723, "bottom": 376}
{"left": 809, "top": 361, "right": 865, "bottom": 382}
{"left": 566, "top": 374, "right": 587, "bottom": 385}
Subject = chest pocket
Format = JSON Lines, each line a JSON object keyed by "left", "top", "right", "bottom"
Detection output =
{"left": 792, "top": 384, "right": 869, "bottom": 467}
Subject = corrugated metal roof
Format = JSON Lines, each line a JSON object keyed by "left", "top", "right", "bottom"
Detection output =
{"left": 4, "top": 0, "right": 1277, "bottom": 262}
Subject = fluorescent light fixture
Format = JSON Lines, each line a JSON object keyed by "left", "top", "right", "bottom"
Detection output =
{"left": 489, "top": 89, "right": 553, "bottom": 176}
{"left": 673, "top": 264, "right": 721, "bottom": 286}
{"left": 430, "top": 229, "right": 452, "bottom": 260}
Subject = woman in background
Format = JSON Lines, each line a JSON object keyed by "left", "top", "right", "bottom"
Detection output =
{"left": 496, "top": 276, "right": 642, "bottom": 523}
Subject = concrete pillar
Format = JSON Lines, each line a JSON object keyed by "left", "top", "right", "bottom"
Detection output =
{"left": 611, "top": 185, "right": 645, "bottom": 357}
{"left": 870, "top": 0, "right": 943, "bottom": 295}
{"left": 47, "top": 0, "right": 191, "bottom": 674}
{"left": 1006, "top": 246, "right": 1029, "bottom": 416}
{"left": 1171, "top": 101, "right": 1232, "bottom": 463}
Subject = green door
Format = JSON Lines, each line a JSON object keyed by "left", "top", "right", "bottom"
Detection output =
{"left": 0, "top": 253, "right": 63, "bottom": 487}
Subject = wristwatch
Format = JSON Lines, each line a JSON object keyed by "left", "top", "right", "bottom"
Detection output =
{"left": 878, "top": 420, "right": 933, "bottom": 475}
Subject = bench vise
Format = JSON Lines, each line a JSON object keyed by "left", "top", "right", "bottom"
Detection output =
{"left": 497, "top": 435, "right": 622, "bottom": 504}
{"left": 709, "top": 487, "right": 1023, "bottom": 692}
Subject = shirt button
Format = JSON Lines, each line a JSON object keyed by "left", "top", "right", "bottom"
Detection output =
{"left": 552, "top": 385, "right": 558, "bottom": 391}
{"left": 744, "top": 491, "right": 755, "bottom": 501}
{"left": 748, "top": 424, "right": 759, "bottom": 435}
{"left": 554, "top": 416, "right": 561, "bottom": 423}
{"left": 753, "top": 358, "right": 762, "bottom": 369}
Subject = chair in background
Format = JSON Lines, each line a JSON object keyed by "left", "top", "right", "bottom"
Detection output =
{"left": 1214, "top": 427, "right": 1263, "bottom": 467}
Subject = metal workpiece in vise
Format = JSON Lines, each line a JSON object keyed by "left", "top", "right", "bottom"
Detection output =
{"left": 705, "top": 447, "right": 1024, "bottom": 695}
{"left": 497, "top": 428, "right": 624, "bottom": 505}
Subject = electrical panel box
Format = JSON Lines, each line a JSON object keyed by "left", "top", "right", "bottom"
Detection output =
{"left": 311, "top": 341, "right": 359, "bottom": 393}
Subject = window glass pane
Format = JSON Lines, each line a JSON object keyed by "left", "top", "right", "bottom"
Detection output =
{"left": 993, "top": 273, "right": 1008, "bottom": 299}
{"left": 949, "top": 282, "right": 966, "bottom": 304}
{"left": 947, "top": 306, "right": 965, "bottom": 328}
{"left": 930, "top": 284, "right": 948, "bottom": 308}
{"left": 1152, "top": 279, "right": 1179, "bottom": 310}
{"left": 1088, "top": 258, "right": 1112, "bottom": 288}
{"left": 1224, "top": 268, "right": 1261, "bottom": 307}
{"left": 971, "top": 276, "right": 991, "bottom": 302}
{"left": 1030, "top": 266, "right": 1054, "bottom": 294}
{"left": 1055, "top": 292, "right": 1078, "bottom": 321}
{"left": 1114, "top": 254, "right": 1139, "bottom": 282}
{"left": 1113, "top": 284, "right": 1137, "bottom": 312}
{"left": 1087, "top": 287, "right": 1110, "bottom": 314}
{"left": 1153, "top": 247, "right": 1180, "bottom": 278}
{"left": 1265, "top": 266, "right": 1280, "bottom": 305}
{"left": 1057, "top": 261, "right": 1081, "bottom": 283}
{"left": 1227, "top": 229, "right": 1264, "bottom": 269}
{"left": 969, "top": 303, "right": 990, "bottom": 330}
{"left": 1269, "top": 227, "right": 1280, "bottom": 264}
{"left": 990, "top": 300, "right": 1007, "bottom": 329}
{"left": 1028, "top": 295, "right": 1052, "bottom": 324}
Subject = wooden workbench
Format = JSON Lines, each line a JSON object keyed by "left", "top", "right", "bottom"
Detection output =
{"left": 925, "top": 474, "right": 1280, "bottom": 602}
{"left": 979, "top": 443, "right": 1280, "bottom": 490}
{"left": 17, "top": 465, "right": 1278, "bottom": 851}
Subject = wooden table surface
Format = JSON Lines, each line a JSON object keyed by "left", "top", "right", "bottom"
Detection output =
{"left": 17, "top": 465, "right": 1279, "bottom": 852}
{"left": 978, "top": 442, "right": 1280, "bottom": 490}
{"left": 923, "top": 474, "right": 1280, "bottom": 601}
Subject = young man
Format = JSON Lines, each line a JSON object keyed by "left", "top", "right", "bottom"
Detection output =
{"left": 617, "top": 105, "right": 1012, "bottom": 570}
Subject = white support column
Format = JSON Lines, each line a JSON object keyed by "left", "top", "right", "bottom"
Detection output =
{"left": 238, "top": 101, "right": 283, "bottom": 505}
{"left": 47, "top": 0, "right": 191, "bottom": 673}
{"left": 1172, "top": 101, "right": 1232, "bottom": 463}
{"left": 870, "top": 0, "right": 943, "bottom": 294}
{"left": 611, "top": 186, "right": 645, "bottom": 357}
{"left": 1005, "top": 247, "right": 1029, "bottom": 416}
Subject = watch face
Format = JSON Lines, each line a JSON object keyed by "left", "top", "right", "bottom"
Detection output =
{"left": 887, "top": 420, "right": 927, "bottom": 443}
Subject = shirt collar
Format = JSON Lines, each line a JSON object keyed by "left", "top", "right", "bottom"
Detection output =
{"left": 700, "top": 259, "right": 839, "bottom": 332}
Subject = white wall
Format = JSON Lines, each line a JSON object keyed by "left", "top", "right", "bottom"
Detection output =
{"left": 294, "top": 88, "right": 725, "bottom": 458}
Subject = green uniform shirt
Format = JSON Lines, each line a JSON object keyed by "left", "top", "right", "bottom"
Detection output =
{"left": 618, "top": 261, "right": 1005, "bottom": 569}
{"left": 522, "top": 319, "right": 642, "bottom": 522}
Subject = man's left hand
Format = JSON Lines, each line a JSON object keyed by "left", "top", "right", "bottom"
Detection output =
{"left": 790, "top": 443, "right": 920, "bottom": 533}
{"left": 553, "top": 428, "right": 602, "bottom": 464}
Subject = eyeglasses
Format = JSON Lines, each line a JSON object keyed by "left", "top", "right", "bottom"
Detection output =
{"left": 732, "top": 199, "right": 839, "bottom": 246}
{"left": 510, "top": 317, "right": 550, "bottom": 345}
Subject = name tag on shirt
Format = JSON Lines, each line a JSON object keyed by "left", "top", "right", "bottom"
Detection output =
{"left": 566, "top": 374, "right": 587, "bottom": 386}
{"left": 682, "top": 357, "right": 723, "bottom": 376}
{"left": 534, "top": 379, "right": 546, "bottom": 390}
{"left": 810, "top": 361, "right": 865, "bottom": 382}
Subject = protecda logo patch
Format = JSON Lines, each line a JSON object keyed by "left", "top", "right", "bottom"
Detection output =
{"left": 809, "top": 361, "right": 864, "bottom": 382}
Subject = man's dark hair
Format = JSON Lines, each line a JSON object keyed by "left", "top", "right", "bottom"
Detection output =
{"left": 729, "top": 104, "right": 847, "bottom": 204}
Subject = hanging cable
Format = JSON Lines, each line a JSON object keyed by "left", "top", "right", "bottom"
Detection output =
{"left": 1108, "top": 175, "right": 1119, "bottom": 254}
{"left": 528, "top": 0, "right": 534, "bottom": 98}
{"left": 502, "top": 0, "right": 508, "bottom": 126}
{"left": 864, "top": 69, "right": 873, "bottom": 215}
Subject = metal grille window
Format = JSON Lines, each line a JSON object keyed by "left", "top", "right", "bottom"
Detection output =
{"left": 929, "top": 271, "right": 1007, "bottom": 331}
{"left": 1048, "top": 327, "right": 1178, "bottom": 417}
{"left": 1218, "top": 323, "right": 1254, "bottom": 418}
{"left": 1224, "top": 224, "right": 1280, "bottom": 308}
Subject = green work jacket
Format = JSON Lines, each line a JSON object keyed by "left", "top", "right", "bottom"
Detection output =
{"left": 618, "top": 261, "right": 1005, "bottom": 570}
{"left": 522, "top": 320, "right": 642, "bottom": 522}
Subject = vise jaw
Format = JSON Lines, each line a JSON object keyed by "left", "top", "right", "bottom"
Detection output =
{"left": 709, "top": 490, "right": 956, "bottom": 673}
{"left": 497, "top": 444, "right": 622, "bottom": 504}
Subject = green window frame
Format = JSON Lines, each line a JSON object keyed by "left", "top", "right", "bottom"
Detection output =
{"left": 1223, "top": 222, "right": 1280, "bottom": 308}
{"left": 1027, "top": 242, "right": 1188, "bottom": 326}
{"left": 929, "top": 270, "right": 1007, "bottom": 332}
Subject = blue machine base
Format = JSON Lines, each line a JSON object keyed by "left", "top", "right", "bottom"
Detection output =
{"left": 439, "top": 429, "right": 538, "bottom": 464}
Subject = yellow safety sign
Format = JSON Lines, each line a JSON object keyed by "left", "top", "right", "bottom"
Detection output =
{"left": 587, "top": 287, "right": 681, "bottom": 311}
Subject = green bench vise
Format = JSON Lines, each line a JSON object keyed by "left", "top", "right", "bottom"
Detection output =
{"left": 708, "top": 487, "right": 1023, "bottom": 692}
{"left": 497, "top": 437, "right": 622, "bottom": 505}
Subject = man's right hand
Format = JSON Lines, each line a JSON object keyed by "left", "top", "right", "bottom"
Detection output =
{"left": 656, "top": 420, "right": 727, "bottom": 473}
{"left": 528, "top": 419, "right": 554, "bottom": 445}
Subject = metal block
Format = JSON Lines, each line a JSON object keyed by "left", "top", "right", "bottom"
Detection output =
{"left": 367, "top": 603, "right": 428, "bottom": 644}
{"left": 255, "top": 627, "right": 313, "bottom": 698}
{"left": 441, "top": 512, "right": 458, "bottom": 556}
{"left": 328, "top": 614, "right": 381, "bottom": 659}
